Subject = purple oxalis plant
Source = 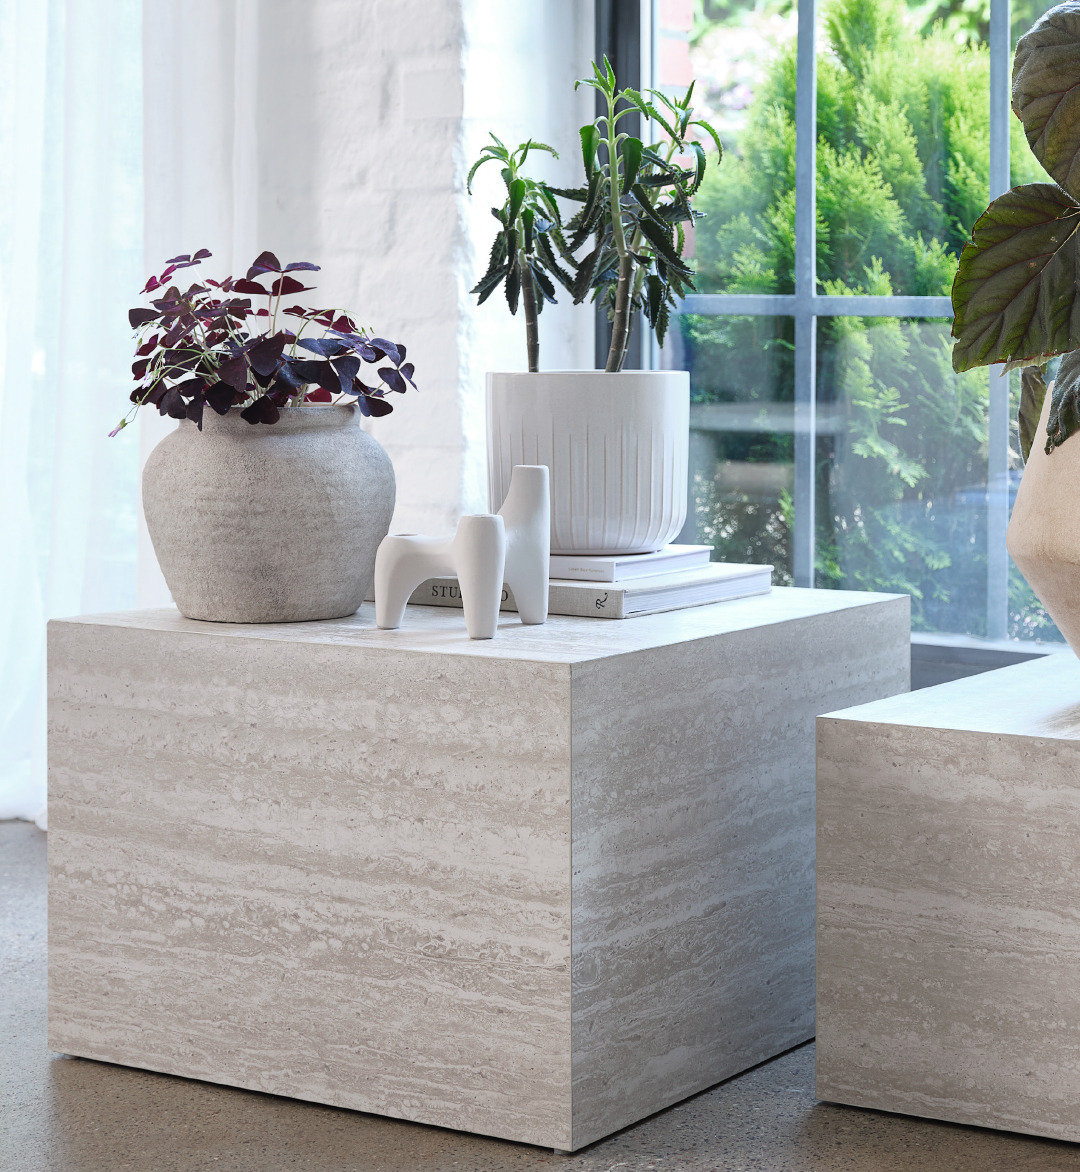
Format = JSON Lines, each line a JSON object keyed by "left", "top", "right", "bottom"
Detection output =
{"left": 112, "top": 249, "right": 416, "bottom": 435}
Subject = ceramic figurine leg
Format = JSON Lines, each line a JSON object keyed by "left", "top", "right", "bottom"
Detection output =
{"left": 499, "top": 465, "right": 550, "bottom": 625}
{"left": 453, "top": 514, "right": 506, "bottom": 639}
{"left": 374, "top": 535, "right": 456, "bottom": 630}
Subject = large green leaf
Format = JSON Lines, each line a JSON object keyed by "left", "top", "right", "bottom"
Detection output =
{"left": 1046, "top": 348, "right": 1080, "bottom": 451}
{"left": 1013, "top": 2, "right": 1080, "bottom": 199}
{"left": 951, "top": 182, "right": 1080, "bottom": 372}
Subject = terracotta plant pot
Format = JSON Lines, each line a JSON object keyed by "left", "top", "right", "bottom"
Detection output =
{"left": 487, "top": 370, "right": 689, "bottom": 555}
{"left": 143, "top": 404, "right": 395, "bottom": 623}
{"left": 1007, "top": 387, "right": 1080, "bottom": 652}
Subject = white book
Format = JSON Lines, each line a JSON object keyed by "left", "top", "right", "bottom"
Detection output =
{"left": 549, "top": 544, "right": 713, "bottom": 583}
{"left": 408, "top": 562, "right": 773, "bottom": 620}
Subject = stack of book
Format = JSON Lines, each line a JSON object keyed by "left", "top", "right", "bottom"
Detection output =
{"left": 409, "top": 544, "right": 773, "bottom": 620}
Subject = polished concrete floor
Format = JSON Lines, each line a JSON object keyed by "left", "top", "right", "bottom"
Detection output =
{"left": 5, "top": 819, "right": 1080, "bottom": 1172}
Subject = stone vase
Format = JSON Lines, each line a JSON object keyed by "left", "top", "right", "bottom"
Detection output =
{"left": 1007, "top": 386, "right": 1080, "bottom": 652}
{"left": 487, "top": 370, "right": 689, "bottom": 555}
{"left": 143, "top": 404, "right": 395, "bottom": 623}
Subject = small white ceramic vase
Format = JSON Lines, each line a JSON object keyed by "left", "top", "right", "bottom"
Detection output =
{"left": 1007, "top": 386, "right": 1080, "bottom": 653}
{"left": 143, "top": 404, "right": 395, "bottom": 623}
{"left": 375, "top": 464, "right": 550, "bottom": 637}
{"left": 487, "top": 369, "right": 689, "bottom": 555}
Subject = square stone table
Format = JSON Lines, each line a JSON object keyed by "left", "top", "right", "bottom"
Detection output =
{"left": 817, "top": 650, "right": 1080, "bottom": 1143}
{"left": 49, "top": 587, "right": 908, "bottom": 1151}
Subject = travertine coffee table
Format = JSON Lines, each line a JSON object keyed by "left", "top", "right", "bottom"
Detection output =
{"left": 49, "top": 589, "right": 908, "bottom": 1151}
{"left": 817, "top": 651, "right": 1080, "bottom": 1143}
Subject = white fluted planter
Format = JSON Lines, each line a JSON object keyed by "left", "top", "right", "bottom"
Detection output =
{"left": 487, "top": 370, "right": 689, "bottom": 555}
{"left": 143, "top": 404, "right": 395, "bottom": 623}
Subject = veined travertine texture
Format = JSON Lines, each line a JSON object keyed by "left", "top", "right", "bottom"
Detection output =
{"left": 49, "top": 588, "right": 909, "bottom": 1151}
{"left": 817, "top": 652, "right": 1080, "bottom": 1143}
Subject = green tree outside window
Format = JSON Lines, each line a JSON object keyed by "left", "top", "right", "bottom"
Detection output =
{"left": 682, "top": 0, "right": 1059, "bottom": 639}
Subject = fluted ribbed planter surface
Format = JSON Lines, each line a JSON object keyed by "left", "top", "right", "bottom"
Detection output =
{"left": 487, "top": 370, "right": 689, "bottom": 555}
{"left": 143, "top": 404, "right": 395, "bottom": 623}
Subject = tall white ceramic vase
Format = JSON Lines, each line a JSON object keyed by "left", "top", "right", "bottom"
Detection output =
{"left": 487, "top": 370, "right": 689, "bottom": 555}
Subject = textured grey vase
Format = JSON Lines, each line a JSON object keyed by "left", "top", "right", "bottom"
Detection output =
{"left": 143, "top": 404, "right": 395, "bottom": 623}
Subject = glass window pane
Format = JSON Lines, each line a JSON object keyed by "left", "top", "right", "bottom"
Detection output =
{"left": 815, "top": 1, "right": 989, "bottom": 297}
{"left": 668, "top": 315, "right": 795, "bottom": 582}
{"left": 674, "top": 1, "right": 798, "bottom": 294}
{"left": 814, "top": 316, "right": 988, "bottom": 636}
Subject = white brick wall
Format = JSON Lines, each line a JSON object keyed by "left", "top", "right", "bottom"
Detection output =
{"left": 140, "top": 0, "right": 593, "bottom": 603}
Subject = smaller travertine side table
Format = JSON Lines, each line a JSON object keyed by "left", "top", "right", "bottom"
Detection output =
{"left": 49, "top": 589, "right": 907, "bottom": 1152}
{"left": 817, "top": 651, "right": 1080, "bottom": 1143}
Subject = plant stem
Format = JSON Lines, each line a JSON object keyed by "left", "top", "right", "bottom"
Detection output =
{"left": 519, "top": 246, "right": 540, "bottom": 372}
{"left": 604, "top": 88, "right": 631, "bottom": 373}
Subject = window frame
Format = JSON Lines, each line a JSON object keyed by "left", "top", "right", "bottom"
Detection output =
{"left": 630, "top": 0, "right": 1018, "bottom": 642}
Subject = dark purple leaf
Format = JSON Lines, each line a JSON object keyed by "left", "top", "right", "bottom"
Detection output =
{"left": 333, "top": 355, "right": 361, "bottom": 391}
{"left": 273, "top": 361, "right": 305, "bottom": 392}
{"left": 331, "top": 314, "right": 356, "bottom": 332}
{"left": 159, "top": 386, "right": 187, "bottom": 418}
{"left": 217, "top": 354, "right": 249, "bottom": 389}
{"left": 290, "top": 359, "right": 325, "bottom": 384}
{"left": 165, "top": 253, "right": 191, "bottom": 264}
{"left": 364, "top": 394, "right": 394, "bottom": 417}
{"left": 132, "top": 359, "right": 149, "bottom": 379}
{"left": 240, "top": 395, "right": 281, "bottom": 424}
{"left": 205, "top": 383, "right": 235, "bottom": 415}
{"left": 136, "top": 382, "right": 168, "bottom": 407}
{"left": 397, "top": 344, "right": 407, "bottom": 361}
{"left": 173, "top": 375, "right": 208, "bottom": 397}
{"left": 370, "top": 337, "right": 401, "bottom": 364}
{"left": 142, "top": 276, "right": 160, "bottom": 293}
{"left": 185, "top": 395, "right": 205, "bottom": 430}
{"left": 308, "top": 360, "right": 344, "bottom": 395}
{"left": 270, "top": 275, "right": 315, "bottom": 296}
{"left": 247, "top": 332, "right": 288, "bottom": 375}
{"left": 232, "top": 278, "right": 271, "bottom": 296}
{"left": 129, "top": 307, "right": 158, "bottom": 328}
{"left": 249, "top": 250, "right": 282, "bottom": 273}
{"left": 399, "top": 361, "right": 416, "bottom": 388}
{"left": 379, "top": 366, "right": 407, "bottom": 394}
{"left": 297, "top": 337, "right": 348, "bottom": 358}
{"left": 282, "top": 305, "right": 311, "bottom": 317}
{"left": 193, "top": 248, "right": 212, "bottom": 260}
{"left": 284, "top": 261, "right": 321, "bottom": 272}
{"left": 305, "top": 387, "right": 333, "bottom": 402}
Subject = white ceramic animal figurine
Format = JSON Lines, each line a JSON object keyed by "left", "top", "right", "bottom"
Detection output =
{"left": 375, "top": 464, "right": 550, "bottom": 637}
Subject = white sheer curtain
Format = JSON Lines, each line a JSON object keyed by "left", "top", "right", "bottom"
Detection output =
{"left": 0, "top": 0, "right": 143, "bottom": 825}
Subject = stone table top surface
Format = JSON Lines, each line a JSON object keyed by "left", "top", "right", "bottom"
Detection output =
{"left": 824, "top": 647, "right": 1080, "bottom": 739}
{"left": 50, "top": 586, "right": 904, "bottom": 666}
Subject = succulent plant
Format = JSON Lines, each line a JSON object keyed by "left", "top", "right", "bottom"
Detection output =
{"left": 467, "top": 57, "right": 721, "bottom": 373}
